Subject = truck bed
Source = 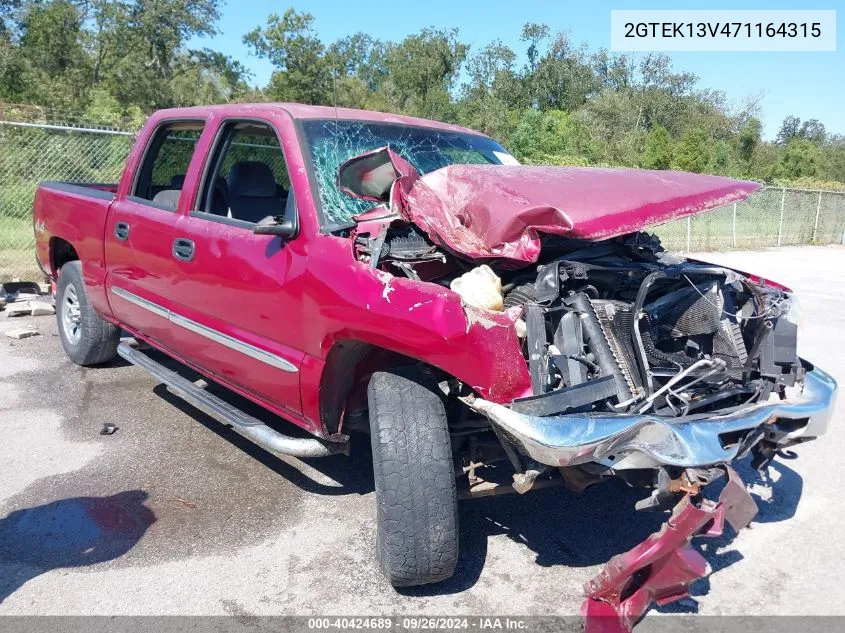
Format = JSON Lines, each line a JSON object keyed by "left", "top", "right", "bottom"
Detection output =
{"left": 33, "top": 180, "right": 119, "bottom": 316}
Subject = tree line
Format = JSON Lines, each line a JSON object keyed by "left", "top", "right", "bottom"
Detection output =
{"left": 2, "top": 2, "right": 844, "bottom": 189}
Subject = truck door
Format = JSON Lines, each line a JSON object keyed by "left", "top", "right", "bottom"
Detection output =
{"left": 105, "top": 120, "right": 207, "bottom": 348}
{"left": 165, "top": 119, "right": 305, "bottom": 417}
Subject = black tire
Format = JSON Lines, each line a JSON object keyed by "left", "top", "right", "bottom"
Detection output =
{"left": 367, "top": 366, "right": 459, "bottom": 587}
{"left": 56, "top": 261, "right": 120, "bottom": 366}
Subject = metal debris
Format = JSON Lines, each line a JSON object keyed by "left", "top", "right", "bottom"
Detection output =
{"left": 100, "top": 423, "right": 119, "bottom": 435}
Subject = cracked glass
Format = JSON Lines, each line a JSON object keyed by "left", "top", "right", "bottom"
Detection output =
{"left": 300, "top": 119, "right": 513, "bottom": 226}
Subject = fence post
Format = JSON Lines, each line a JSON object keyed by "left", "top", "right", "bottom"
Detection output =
{"left": 686, "top": 216, "right": 691, "bottom": 253}
{"left": 812, "top": 190, "right": 822, "bottom": 243}
{"left": 732, "top": 203, "right": 737, "bottom": 248}
{"left": 777, "top": 188, "right": 786, "bottom": 246}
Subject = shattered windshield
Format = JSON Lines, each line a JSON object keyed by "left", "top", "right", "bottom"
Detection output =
{"left": 300, "top": 119, "right": 513, "bottom": 226}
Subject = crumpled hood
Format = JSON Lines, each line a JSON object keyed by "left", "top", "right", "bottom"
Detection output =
{"left": 338, "top": 147, "right": 761, "bottom": 265}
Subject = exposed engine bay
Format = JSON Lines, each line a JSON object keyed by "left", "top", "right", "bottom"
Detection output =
{"left": 350, "top": 221, "right": 816, "bottom": 499}
{"left": 355, "top": 224, "right": 801, "bottom": 423}
{"left": 501, "top": 233, "right": 801, "bottom": 421}
{"left": 329, "top": 145, "right": 839, "bottom": 632}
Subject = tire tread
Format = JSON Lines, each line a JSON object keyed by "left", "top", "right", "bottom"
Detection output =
{"left": 367, "top": 366, "right": 459, "bottom": 587}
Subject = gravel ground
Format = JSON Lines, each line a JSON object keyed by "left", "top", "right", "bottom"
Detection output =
{"left": 0, "top": 246, "right": 843, "bottom": 618}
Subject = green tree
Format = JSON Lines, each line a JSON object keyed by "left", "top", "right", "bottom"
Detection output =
{"left": 776, "top": 139, "right": 826, "bottom": 179}
{"left": 520, "top": 22, "right": 549, "bottom": 74}
{"left": 641, "top": 124, "right": 672, "bottom": 169}
{"left": 532, "top": 34, "right": 598, "bottom": 112}
{"left": 382, "top": 28, "right": 467, "bottom": 119}
{"left": 737, "top": 117, "right": 761, "bottom": 165}
{"left": 776, "top": 115, "right": 801, "bottom": 146}
{"left": 672, "top": 127, "right": 710, "bottom": 173}
{"left": 799, "top": 118, "right": 826, "bottom": 144}
{"left": 509, "top": 109, "right": 592, "bottom": 165}
{"left": 459, "top": 40, "right": 522, "bottom": 140}
{"left": 244, "top": 8, "right": 330, "bottom": 104}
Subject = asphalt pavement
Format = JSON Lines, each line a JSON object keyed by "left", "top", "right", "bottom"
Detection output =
{"left": 1, "top": 246, "right": 843, "bottom": 618}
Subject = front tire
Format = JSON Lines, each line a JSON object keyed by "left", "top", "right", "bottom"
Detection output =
{"left": 367, "top": 366, "right": 459, "bottom": 587}
{"left": 56, "top": 261, "right": 120, "bottom": 366}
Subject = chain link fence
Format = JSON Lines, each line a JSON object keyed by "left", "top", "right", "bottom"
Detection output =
{"left": 653, "top": 186, "right": 845, "bottom": 251}
{"left": 0, "top": 116, "right": 135, "bottom": 281}
{"left": 2, "top": 113, "right": 845, "bottom": 281}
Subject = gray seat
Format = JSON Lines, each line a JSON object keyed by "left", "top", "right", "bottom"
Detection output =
{"left": 226, "top": 161, "right": 284, "bottom": 223}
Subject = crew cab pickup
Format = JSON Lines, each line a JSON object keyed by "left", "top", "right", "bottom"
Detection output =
{"left": 33, "top": 104, "right": 836, "bottom": 629}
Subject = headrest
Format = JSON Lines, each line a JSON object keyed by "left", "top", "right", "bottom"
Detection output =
{"left": 152, "top": 189, "right": 181, "bottom": 211}
{"left": 227, "top": 161, "right": 276, "bottom": 198}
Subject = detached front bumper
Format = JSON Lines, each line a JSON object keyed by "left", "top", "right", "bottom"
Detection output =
{"left": 465, "top": 361, "right": 837, "bottom": 469}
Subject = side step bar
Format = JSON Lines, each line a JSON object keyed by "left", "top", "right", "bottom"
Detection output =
{"left": 117, "top": 342, "right": 348, "bottom": 458}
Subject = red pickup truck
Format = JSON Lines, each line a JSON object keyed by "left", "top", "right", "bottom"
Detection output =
{"left": 33, "top": 103, "right": 835, "bottom": 626}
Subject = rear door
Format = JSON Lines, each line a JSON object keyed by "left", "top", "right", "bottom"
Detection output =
{"left": 165, "top": 118, "right": 305, "bottom": 416}
{"left": 105, "top": 120, "right": 206, "bottom": 347}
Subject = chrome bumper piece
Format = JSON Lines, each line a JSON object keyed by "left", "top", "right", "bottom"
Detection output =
{"left": 465, "top": 363, "right": 837, "bottom": 469}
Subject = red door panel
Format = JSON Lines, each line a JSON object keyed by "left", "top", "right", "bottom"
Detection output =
{"left": 165, "top": 214, "right": 304, "bottom": 416}
{"left": 104, "top": 198, "right": 179, "bottom": 346}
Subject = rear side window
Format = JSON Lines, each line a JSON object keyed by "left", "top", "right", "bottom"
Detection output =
{"left": 132, "top": 121, "right": 205, "bottom": 210}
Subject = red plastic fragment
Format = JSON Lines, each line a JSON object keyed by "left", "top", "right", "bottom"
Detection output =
{"left": 582, "top": 466, "right": 757, "bottom": 633}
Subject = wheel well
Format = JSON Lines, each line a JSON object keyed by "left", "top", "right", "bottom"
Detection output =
{"left": 50, "top": 237, "right": 79, "bottom": 275}
{"left": 319, "top": 340, "right": 438, "bottom": 435}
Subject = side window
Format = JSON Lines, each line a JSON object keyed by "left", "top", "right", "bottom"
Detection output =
{"left": 197, "top": 121, "right": 290, "bottom": 224}
{"left": 132, "top": 121, "right": 205, "bottom": 210}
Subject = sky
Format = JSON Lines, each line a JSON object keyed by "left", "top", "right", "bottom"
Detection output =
{"left": 190, "top": 0, "right": 843, "bottom": 140}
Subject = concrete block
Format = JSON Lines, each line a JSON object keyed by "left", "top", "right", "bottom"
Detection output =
{"left": 29, "top": 300, "right": 56, "bottom": 316}
{"left": 5, "top": 303, "right": 31, "bottom": 317}
{"left": 5, "top": 326, "right": 39, "bottom": 339}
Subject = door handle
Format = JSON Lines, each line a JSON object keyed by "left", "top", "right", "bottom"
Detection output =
{"left": 172, "top": 238, "right": 195, "bottom": 262}
{"left": 114, "top": 222, "right": 130, "bottom": 241}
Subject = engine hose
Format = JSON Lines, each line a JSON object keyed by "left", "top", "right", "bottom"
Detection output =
{"left": 503, "top": 283, "right": 536, "bottom": 310}
{"left": 564, "top": 293, "right": 633, "bottom": 403}
{"left": 631, "top": 270, "right": 669, "bottom": 395}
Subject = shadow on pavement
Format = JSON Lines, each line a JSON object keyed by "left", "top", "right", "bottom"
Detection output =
{"left": 144, "top": 349, "right": 805, "bottom": 600}
{"left": 153, "top": 384, "right": 376, "bottom": 497}
{"left": 405, "top": 456, "right": 804, "bottom": 599}
{"left": 0, "top": 490, "right": 155, "bottom": 603}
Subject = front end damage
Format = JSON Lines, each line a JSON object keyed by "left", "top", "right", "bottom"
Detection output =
{"left": 336, "top": 150, "right": 837, "bottom": 628}
{"left": 452, "top": 238, "right": 837, "bottom": 629}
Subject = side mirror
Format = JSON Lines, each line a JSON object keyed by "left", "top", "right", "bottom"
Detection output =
{"left": 253, "top": 215, "right": 298, "bottom": 238}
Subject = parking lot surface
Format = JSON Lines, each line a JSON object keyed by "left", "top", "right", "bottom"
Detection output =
{"left": 1, "top": 246, "right": 844, "bottom": 617}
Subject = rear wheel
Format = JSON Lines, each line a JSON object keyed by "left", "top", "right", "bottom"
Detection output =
{"left": 56, "top": 261, "right": 120, "bottom": 366}
{"left": 367, "top": 366, "right": 459, "bottom": 587}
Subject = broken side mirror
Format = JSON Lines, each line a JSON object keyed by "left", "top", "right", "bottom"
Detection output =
{"left": 253, "top": 215, "right": 298, "bottom": 238}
